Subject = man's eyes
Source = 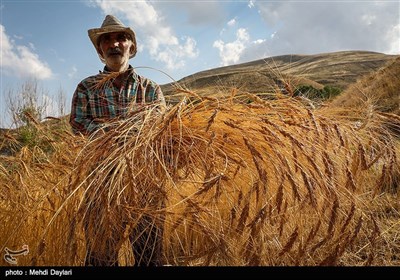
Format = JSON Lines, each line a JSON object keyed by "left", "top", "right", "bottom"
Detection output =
{"left": 101, "top": 34, "right": 128, "bottom": 43}
{"left": 117, "top": 34, "right": 128, "bottom": 41}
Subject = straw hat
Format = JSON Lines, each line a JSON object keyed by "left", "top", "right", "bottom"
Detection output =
{"left": 88, "top": 15, "right": 137, "bottom": 63}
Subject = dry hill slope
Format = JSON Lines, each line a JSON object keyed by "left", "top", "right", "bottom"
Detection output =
{"left": 161, "top": 50, "right": 398, "bottom": 99}
{"left": 329, "top": 56, "right": 400, "bottom": 136}
{"left": 331, "top": 56, "right": 400, "bottom": 115}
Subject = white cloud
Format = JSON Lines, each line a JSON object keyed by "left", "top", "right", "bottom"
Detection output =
{"left": 361, "top": 14, "right": 376, "bottom": 26}
{"left": 248, "top": 1, "right": 255, "bottom": 9}
{"left": 1, "top": 25, "right": 53, "bottom": 80}
{"left": 251, "top": 1, "right": 400, "bottom": 57}
{"left": 227, "top": 18, "right": 236, "bottom": 27}
{"left": 28, "top": 42, "right": 35, "bottom": 50}
{"left": 157, "top": 1, "right": 224, "bottom": 27}
{"left": 254, "top": 39, "right": 266, "bottom": 45}
{"left": 68, "top": 66, "right": 78, "bottom": 79}
{"left": 213, "top": 28, "right": 250, "bottom": 66}
{"left": 386, "top": 23, "right": 400, "bottom": 55}
{"left": 154, "top": 36, "right": 199, "bottom": 69}
{"left": 92, "top": 0, "right": 199, "bottom": 70}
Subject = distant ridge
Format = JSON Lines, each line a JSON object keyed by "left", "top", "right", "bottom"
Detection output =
{"left": 161, "top": 50, "right": 399, "bottom": 99}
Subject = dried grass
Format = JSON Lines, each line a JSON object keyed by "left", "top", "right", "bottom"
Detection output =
{"left": 0, "top": 85, "right": 399, "bottom": 266}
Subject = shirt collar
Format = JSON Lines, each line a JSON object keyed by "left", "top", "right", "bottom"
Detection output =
{"left": 101, "top": 65, "right": 134, "bottom": 74}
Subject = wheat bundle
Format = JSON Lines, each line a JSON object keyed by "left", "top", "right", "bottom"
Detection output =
{"left": 1, "top": 83, "right": 398, "bottom": 266}
{"left": 65, "top": 89, "right": 398, "bottom": 266}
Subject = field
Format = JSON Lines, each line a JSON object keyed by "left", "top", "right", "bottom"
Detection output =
{"left": 0, "top": 53, "right": 399, "bottom": 266}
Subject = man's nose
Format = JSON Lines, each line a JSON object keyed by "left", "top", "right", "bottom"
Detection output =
{"left": 111, "top": 39, "right": 119, "bottom": 47}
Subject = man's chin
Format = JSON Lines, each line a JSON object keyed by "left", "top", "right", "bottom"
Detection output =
{"left": 107, "top": 54, "right": 122, "bottom": 60}
{"left": 105, "top": 58, "right": 128, "bottom": 71}
{"left": 106, "top": 56, "right": 124, "bottom": 64}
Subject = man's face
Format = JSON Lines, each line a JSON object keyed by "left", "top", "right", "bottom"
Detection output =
{"left": 98, "top": 32, "right": 134, "bottom": 70}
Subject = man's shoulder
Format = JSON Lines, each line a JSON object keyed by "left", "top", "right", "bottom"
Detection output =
{"left": 135, "top": 74, "right": 160, "bottom": 88}
{"left": 76, "top": 73, "right": 104, "bottom": 89}
{"left": 80, "top": 73, "right": 102, "bottom": 84}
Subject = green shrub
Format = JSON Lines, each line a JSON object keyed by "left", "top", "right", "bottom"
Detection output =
{"left": 294, "top": 85, "right": 342, "bottom": 100}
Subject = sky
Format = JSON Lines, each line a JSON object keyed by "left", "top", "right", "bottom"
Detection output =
{"left": 1, "top": 0, "right": 399, "bottom": 127}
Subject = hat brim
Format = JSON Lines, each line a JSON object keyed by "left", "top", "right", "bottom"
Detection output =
{"left": 88, "top": 26, "right": 137, "bottom": 63}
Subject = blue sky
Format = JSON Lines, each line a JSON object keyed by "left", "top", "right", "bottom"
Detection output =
{"left": 1, "top": 0, "right": 399, "bottom": 127}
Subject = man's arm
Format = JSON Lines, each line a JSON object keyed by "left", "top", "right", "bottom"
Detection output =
{"left": 142, "top": 78, "right": 166, "bottom": 107}
{"left": 155, "top": 85, "right": 166, "bottom": 107}
{"left": 69, "top": 84, "right": 100, "bottom": 135}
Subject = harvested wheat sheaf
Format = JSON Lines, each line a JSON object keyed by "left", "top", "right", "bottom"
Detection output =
{"left": 67, "top": 89, "right": 398, "bottom": 266}
{"left": 1, "top": 89, "right": 399, "bottom": 266}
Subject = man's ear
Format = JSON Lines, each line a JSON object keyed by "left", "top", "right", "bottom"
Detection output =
{"left": 97, "top": 47, "right": 105, "bottom": 59}
{"left": 130, "top": 44, "right": 136, "bottom": 56}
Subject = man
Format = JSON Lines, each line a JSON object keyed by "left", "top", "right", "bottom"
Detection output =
{"left": 70, "top": 14, "right": 166, "bottom": 135}
{"left": 69, "top": 15, "right": 165, "bottom": 266}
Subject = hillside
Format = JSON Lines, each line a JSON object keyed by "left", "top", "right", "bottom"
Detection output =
{"left": 161, "top": 50, "right": 399, "bottom": 100}
{"left": 331, "top": 56, "right": 400, "bottom": 115}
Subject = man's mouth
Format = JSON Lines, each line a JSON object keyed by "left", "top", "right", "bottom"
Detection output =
{"left": 107, "top": 49, "right": 122, "bottom": 56}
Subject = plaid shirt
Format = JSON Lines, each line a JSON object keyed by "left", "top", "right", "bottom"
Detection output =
{"left": 69, "top": 65, "right": 165, "bottom": 135}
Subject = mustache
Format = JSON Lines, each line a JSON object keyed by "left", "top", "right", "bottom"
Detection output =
{"left": 107, "top": 48, "right": 122, "bottom": 56}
